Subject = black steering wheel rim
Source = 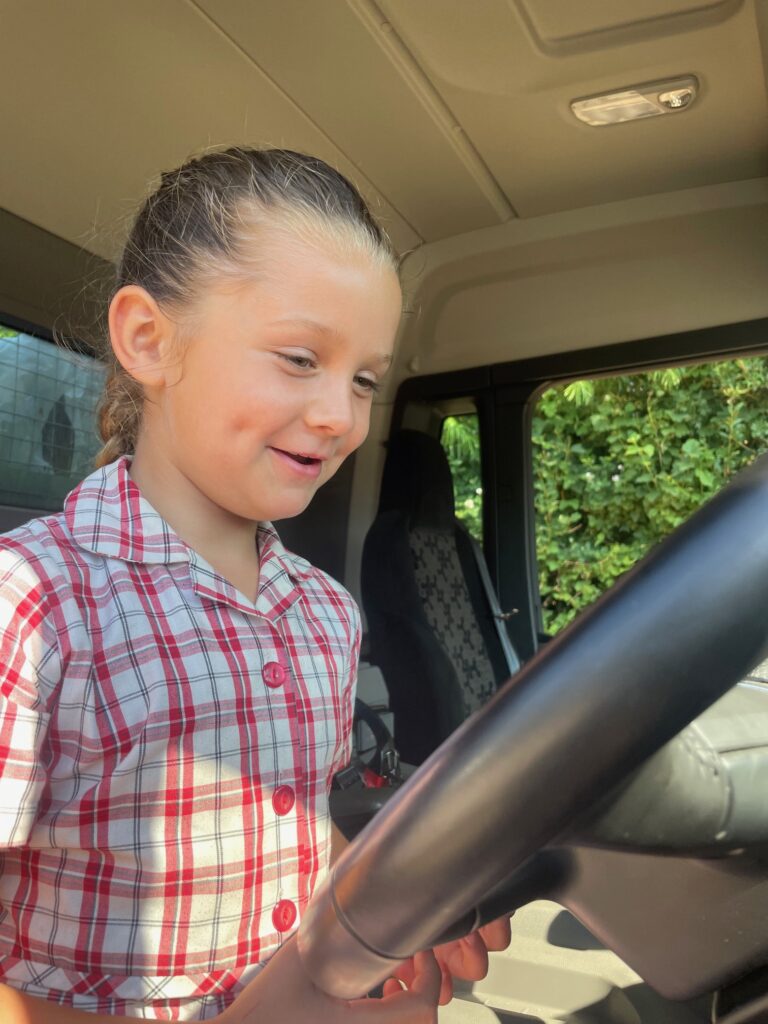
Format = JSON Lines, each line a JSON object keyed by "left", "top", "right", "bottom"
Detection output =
{"left": 299, "top": 453, "right": 768, "bottom": 999}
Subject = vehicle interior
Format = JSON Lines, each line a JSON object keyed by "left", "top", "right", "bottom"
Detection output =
{"left": 3, "top": 1, "right": 768, "bottom": 1021}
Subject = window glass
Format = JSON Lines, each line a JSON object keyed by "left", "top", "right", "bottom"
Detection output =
{"left": 440, "top": 412, "right": 483, "bottom": 542}
{"left": 532, "top": 357, "right": 768, "bottom": 634}
{"left": 0, "top": 324, "right": 105, "bottom": 510}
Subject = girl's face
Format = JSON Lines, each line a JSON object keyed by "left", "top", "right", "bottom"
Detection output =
{"left": 146, "top": 231, "right": 402, "bottom": 525}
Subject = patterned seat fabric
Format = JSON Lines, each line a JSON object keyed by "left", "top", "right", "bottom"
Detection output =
{"left": 410, "top": 526, "right": 497, "bottom": 718}
{"left": 362, "top": 430, "right": 514, "bottom": 764}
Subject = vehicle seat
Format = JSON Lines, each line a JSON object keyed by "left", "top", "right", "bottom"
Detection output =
{"left": 361, "top": 429, "right": 517, "bottom": 765}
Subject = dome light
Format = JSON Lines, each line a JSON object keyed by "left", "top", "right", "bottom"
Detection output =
{"left": 571, "top": 76, "right": 698, "bottom": 127}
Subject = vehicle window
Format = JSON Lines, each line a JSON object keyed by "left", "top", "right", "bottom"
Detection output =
{"left": 440, "top": 411, "right": 483, "bottom": 543}
{"left": 0, "top": 323, "right": 104, "bottom": 511}
{"left": 532, "top": 356, "right": 768, "bottom": 634}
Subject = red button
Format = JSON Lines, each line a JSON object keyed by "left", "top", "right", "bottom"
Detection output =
{"left": 272, "top": 899, "right": 297, "bottom": 933}
{"left": 263, "top": 662, "right": 287, "bottom": 688}
{"left": 272, "top": 785, "right": 296, "bottom": 816}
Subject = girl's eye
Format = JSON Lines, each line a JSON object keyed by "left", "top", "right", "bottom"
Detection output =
{"left": 279, "top": 352, "right": 316, "bottom": 370}
{"left": 355, "top": 375, "right": 381, "bottom": 394}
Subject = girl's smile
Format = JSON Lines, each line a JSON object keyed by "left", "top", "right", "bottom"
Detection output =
{"left": 269, "top": 446, "right": 326, "bottom": 479}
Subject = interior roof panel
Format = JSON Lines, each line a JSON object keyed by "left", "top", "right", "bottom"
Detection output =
{"left": 1, "top": 0, "right": 766, "bottom": 267}
{"left": 0, "top": 0, "right": 421, "bottom": 260}
{"left": 380, "top": 0, "right": 767, "bottom": 216}
{"left": 193, "top": 0, "right": 512, "bottom": 242}
{"left": 515, "top": 0, "right": 742, "bottom": 50}
{"left": 390, "top": 180, "right": 768, "bottom": 385}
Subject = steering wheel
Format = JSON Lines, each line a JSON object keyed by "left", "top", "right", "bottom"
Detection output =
{"left": 299, "top": 453, "right": 768, "bottom": 999}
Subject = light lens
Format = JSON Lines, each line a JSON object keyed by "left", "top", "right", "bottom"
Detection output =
{"left": 571, "top": 76, "right": 698, "bottom": 127}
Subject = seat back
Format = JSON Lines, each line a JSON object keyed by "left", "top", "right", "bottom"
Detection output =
{"left": 362, "top": 429, "right": 514, "bottom": 764}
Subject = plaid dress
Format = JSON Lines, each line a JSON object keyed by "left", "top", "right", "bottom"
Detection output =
{"left": 0, "top": 457, "right": 359, "bottom": 1019}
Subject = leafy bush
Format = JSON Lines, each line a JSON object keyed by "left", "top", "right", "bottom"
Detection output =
{"left": 441, "top": 357, "right": 768, "bottom": 636}
{"left": 442, "top": 414, "right": 483, "bottom": 541}
{"left": 533, "top": 358, "right": 768, "bottom": 633}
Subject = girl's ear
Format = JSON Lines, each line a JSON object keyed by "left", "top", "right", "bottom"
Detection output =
{"left": 108, "top": 285, "right": 180, "bottom": 388}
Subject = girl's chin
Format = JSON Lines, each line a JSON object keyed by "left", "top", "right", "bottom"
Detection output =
{"left": 261, "top": 494, "right": 318, "bottom": 523}
{"left": 217, "top": 489, "right": 316, "bottom": 525}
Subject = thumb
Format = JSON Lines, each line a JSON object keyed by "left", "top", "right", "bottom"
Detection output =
{"left": 408, "top": 950, "right": 442, "bottom": 1002}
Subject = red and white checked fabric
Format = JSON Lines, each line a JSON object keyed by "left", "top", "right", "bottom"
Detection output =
{"left": 0, "top": 457, "right": 360, "bottom": 1019}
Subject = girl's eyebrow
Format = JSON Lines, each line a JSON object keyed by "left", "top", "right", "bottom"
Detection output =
{"left": 268, "top": 316, "right": 336, "bottom": 335}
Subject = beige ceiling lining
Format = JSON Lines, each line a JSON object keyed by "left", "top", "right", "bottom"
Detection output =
{"left": 0, "top": 0, "right": 423, "bottom": 259}
{"left": 347, "top": 0, "right": 516, "bottom": 223}
{"left": 423, "top": 205, "right": 768, "bottom": 371}
{"left": 381, "top": 0, "right": 767, "bottom": 218}
{"left": 195, "top": 0, "right": 509, "bottom": 241}
{"left": 187, "top": 0, "right": 423, "bottom": 247}
{"left": 403, "top": 177, "right": 768, "bottom": 295}
{"left": 512, "top": 0, "right": 744, "bottom": 55}
{"left": 1, "top": 0, "right": 765, "bottom": 269}
{"left": 393, "top": 178, "right": 768, "bottom": 382}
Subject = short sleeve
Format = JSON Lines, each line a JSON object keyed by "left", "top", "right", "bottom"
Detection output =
{"left": 334, "top": 603, "right": 362, "bottom": 774}
{"left": 0, "top": 549, "right": 56, "bottom": 847}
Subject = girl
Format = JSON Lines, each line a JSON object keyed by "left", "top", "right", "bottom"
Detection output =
{"left": 0, "top": 148, "right": 507, "bottom": 1022}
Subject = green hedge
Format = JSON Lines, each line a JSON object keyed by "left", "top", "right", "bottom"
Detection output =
{"left": 444, "top": 356, "right": 768, "bottom": 635}
{"left": 442, "top": 414, "right": 483, "bottom": 542}
{"left": 534, "top": 358, "right": 768, "bottom": 632}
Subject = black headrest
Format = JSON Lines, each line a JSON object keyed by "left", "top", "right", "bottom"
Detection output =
{"left": 378, "top": 430, "right": 455, "bottom": 530}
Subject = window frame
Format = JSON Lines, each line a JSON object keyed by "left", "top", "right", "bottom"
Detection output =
{"left": 0, "top": 310, "right": 56, "bottom": 345}
{"left": 392, "top": 316, "right": 768, "bottom": 662}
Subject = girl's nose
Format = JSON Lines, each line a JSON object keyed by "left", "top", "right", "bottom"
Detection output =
{"left": 304, "top": 379, "right": 356, "bottom": 436}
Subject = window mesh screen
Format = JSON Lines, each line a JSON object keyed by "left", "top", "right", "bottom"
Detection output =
{"left": 0, "top": 328, "right": 105, "bottom": 511}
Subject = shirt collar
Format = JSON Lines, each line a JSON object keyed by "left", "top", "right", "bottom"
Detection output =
{"left": 64, "top": 457, "right": 313, "bottom": 616}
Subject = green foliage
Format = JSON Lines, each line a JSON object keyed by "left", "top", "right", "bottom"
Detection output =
{"left": 0, "top": 327, "right": 19, "bottom": 339}
{"left": 441, "top": 415, "right": 483, "bottom": 542}
{"left": 533, "top": 357, "right": 768, "bottom": 633}
{"left": 439, "top": 358, "right": 768, "bottom": 637}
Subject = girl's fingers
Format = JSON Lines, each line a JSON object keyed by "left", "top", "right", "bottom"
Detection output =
{"left": 392, "top": 950, "right": 449, "bottom": 1003}
{"left": 465, "top": 931, "right": 489, "bottom": 979}
{"left": 347, "top": 922, "right": 510, "bottom": 1018}
{"left": 438, "top": 965, "right": 453, "bottom": 1006}
{"left": 349, "top": 953, "right": 441, "bottom": 1020}
{"left": 408, "top": 950, "right": 442, "bottom": 1003}
{"left": 479, "top": 916, "right": 512, "bottom": 952}
{"left": 392, "top": 957, "right": 417, "bottom": 988}
{"left": 437, "top": 931, "right": 488, "bottom": 982}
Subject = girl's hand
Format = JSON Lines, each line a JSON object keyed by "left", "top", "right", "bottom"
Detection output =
{"left": 220, "top": 936, "right": 441, "bottom": 1023}
{"left": 392, "top": 916, "right": 513, "bottom": 1006}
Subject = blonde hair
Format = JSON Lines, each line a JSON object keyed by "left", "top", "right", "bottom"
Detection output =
{"left": 95, "top": 147, "right": 397, "bottom": 467}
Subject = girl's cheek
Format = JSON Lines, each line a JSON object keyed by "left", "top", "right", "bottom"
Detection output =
{"left": 230, "top": 410, "right": 257, "bottom": 433}
{"left": 351, "top": 414, "right": 371, "bottom": 451}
